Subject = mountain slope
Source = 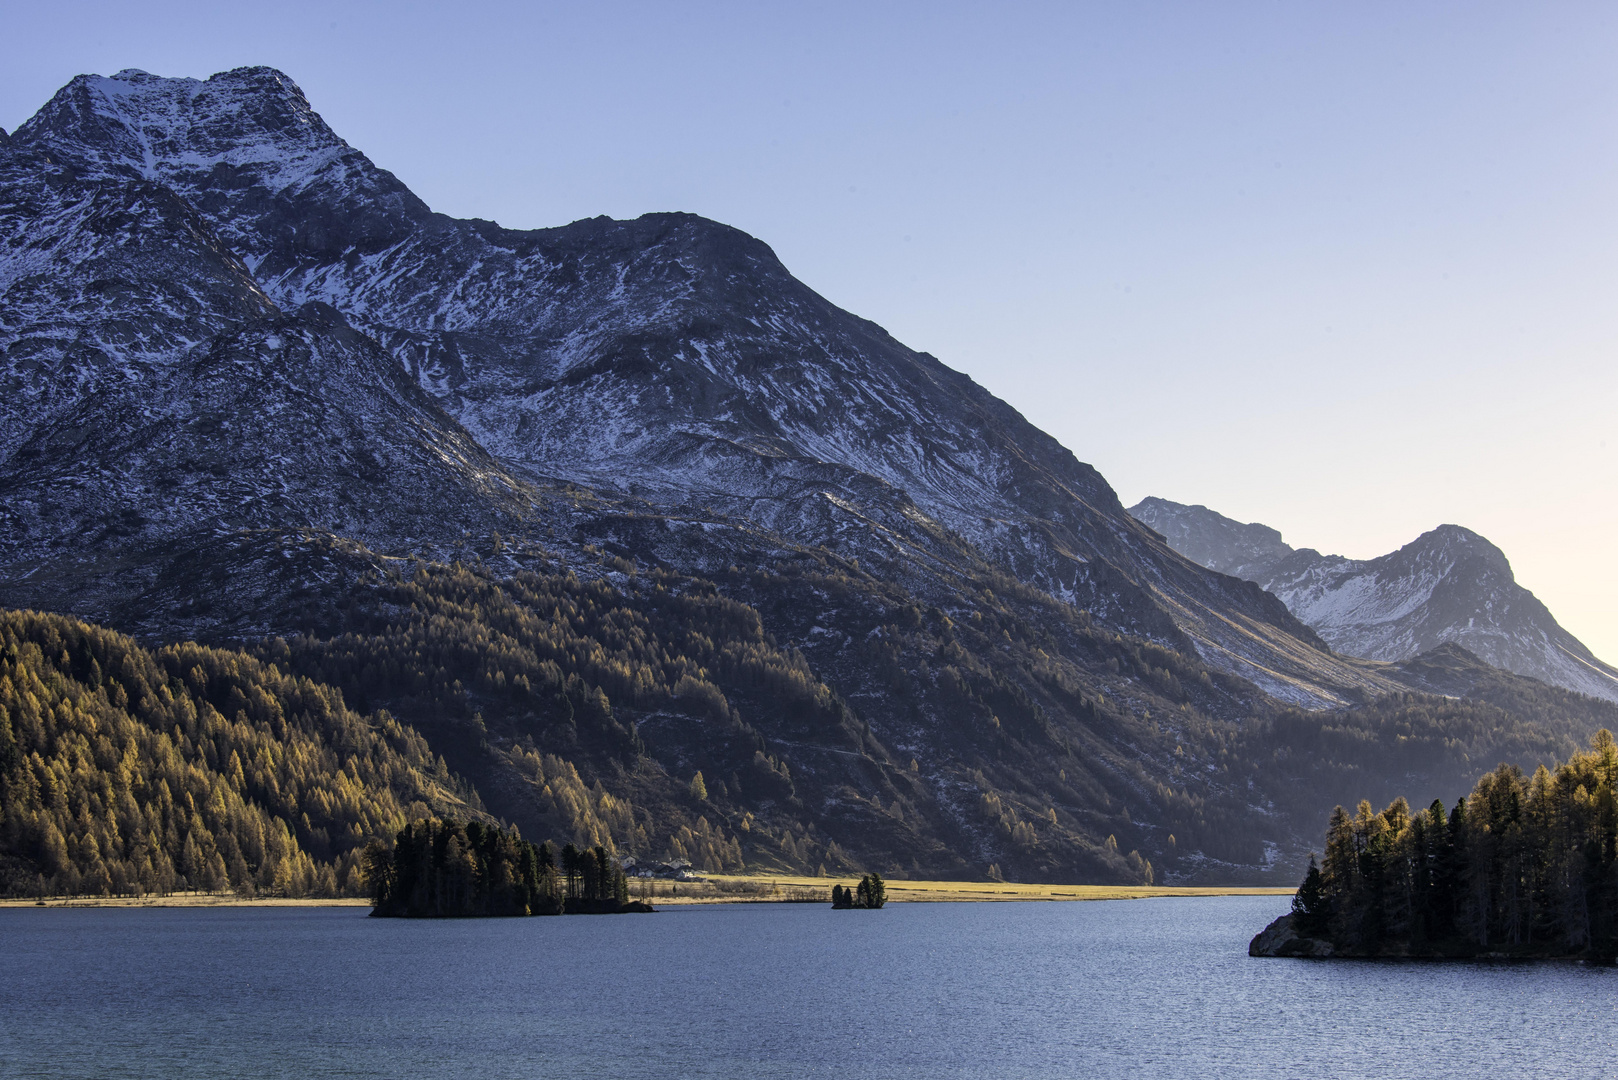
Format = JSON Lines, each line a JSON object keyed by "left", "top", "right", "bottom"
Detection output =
{"left": 1130, "top": 498, "right": 1618, "bottom": 703}
{"left": 0, "top": 609, "right": 482, "bottom": 896}
{"left": 0, "top": 116, "right": 537, "bottom": 622}
{"left": 4, "top": 66, "right": 1398, "bottom": 711}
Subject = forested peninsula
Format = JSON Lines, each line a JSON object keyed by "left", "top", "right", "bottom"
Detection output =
{"left": 1252, "top": 730, "right": 1618, "bottom": 960}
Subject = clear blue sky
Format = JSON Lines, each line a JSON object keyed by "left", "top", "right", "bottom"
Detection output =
{"left": 7, "top": 2, "right": 1617, "bottom": 659}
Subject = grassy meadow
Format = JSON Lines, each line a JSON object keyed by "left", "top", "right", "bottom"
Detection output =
{"left": 643, "top": 875, "right": 1293, "bottom": 905}
{"left": 1, "top": 878, "right": 1293, "bottom": 908}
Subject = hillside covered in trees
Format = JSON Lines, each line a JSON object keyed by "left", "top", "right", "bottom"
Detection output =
{"left": 6, "top": 546, "right": 1617, "bottom": 899}
{"left": 262, "top": 558, "right": 879, "bottom": 881}
{"left": 0, "top": 610, "right": 479, "bottom": 897}
{"left": 1254, "top": 730, "right": 1618, "bottom": 959}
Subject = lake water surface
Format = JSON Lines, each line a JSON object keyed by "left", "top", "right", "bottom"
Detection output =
{"left": 2, "top": 895, "right": 1612, "bottom": 1079}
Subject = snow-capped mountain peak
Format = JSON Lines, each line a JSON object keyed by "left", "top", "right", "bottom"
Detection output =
{"left": 1130, "top": 498, "right": 1618, "bottom": 702}
{"left": 13, "top": 67, "right": 430, "bottom": 268}
{"left": 17, "top": 67, "right": 342, "bottom": 186}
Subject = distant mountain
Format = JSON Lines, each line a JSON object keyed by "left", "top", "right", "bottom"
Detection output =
{"left": 1130, "top": 498, "right": 1618, "bottom": 703}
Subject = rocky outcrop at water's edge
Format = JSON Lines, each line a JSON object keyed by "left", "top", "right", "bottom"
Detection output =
{"left": 1249, "top": 914, "right": 1334, "bottom": 958}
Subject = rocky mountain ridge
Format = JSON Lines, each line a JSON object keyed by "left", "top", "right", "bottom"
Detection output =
{"left": 1129, "top": 497, "right": 1618, "bottom": 703}
{"left": 1, "top": 66, "right": 1393, "bottom": 710}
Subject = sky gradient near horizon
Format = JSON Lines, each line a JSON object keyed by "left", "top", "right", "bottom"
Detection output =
{"left": 7, "top": 2, "right": 1617, "bottom": 660}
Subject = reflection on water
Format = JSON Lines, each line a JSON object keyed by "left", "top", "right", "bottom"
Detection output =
{"left": 2, "top": 895, "right": 1612, "bottom": 1079}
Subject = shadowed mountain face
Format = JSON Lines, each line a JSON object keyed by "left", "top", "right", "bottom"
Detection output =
{"left": 1130, "top": 498, "right": 1618, "bottom": 703}
{"left": 7, "top": 67, "right": 1604, "bottom": 886}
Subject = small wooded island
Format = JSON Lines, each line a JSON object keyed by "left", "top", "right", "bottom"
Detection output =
{"left": 365, "top": 819, "right": 653, "bottom": 917}
{"left": 832, "top": 874, "right": 886, "bottom": 908}
{"left": 1253, "top": 730, "right": 1618, "bottom": 960}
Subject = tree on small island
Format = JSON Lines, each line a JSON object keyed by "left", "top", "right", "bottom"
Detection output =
{"left": 831, "top": 873, "right": 886, "bottom": 909}
{"left": 1253, "top": 730, "right": 1618, "bottom": 960}
{"left": 366, "top": 818, "right": 563, "bottom": 917}
{"left": 562, "top": 841, "right": 632, "bottom": 913}
{"left": 366, "top": 819, "right": 646, "bottom": 918}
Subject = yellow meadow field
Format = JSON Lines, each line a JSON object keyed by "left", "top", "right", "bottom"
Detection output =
{"left": 644, "top": 875, "right": 1293, "bottom": 905}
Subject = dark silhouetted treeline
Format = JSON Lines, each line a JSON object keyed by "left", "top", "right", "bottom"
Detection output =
{"left": 831, "top": 873, "right": 885, "bottom": 908}
{"left": 365, "top": 819, "right": 643, "bottom": 916}
{"left": 0, "top": 610, "right": 478, "bottom": 898}
{"left": 366, "top": 818, "right": 562, "bottom": 916}
{"left": 1290, "top": 730, "right": 1618, "bottom": 958}
{"left": 559, "top": 839, "right": 632, "bottom": 912}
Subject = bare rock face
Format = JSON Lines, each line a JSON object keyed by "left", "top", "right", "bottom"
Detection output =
{"left": 1132, "top": 499, "right": 1618, "bottom": 703}
{"left": 0, "top": 136, "right": 534, "bottom": 615}
{"left": 1248, "top": 914, "right": 1334, "bottom": 958}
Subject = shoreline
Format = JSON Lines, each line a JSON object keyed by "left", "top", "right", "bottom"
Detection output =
{"left": 2, "top": 880, "right": 1292, "bottom": 910}
{"left": 0, "top": 895, "right": 372, "bottom": 909}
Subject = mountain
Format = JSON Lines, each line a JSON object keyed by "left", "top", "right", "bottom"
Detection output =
{"left": 1129, "top": 498, "right": 1293, "bottom": 583}
{"left": 1, "top": 67, "right": 1605, "bottom": 889}
{"left": 2, "top": 67, "right": 1399, "bottom": 710}
{"left": 1130, "top": 497, "right": 1618, "bottom": 703}
{"left": 0, "top": 86, "right": 536, "bottom": 623}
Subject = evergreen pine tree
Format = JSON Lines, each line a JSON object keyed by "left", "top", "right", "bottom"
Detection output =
{"left": 1291, "top": 856, "right": 1329, "bottom": 937}
{"left": 561, "top": 843, "right": 581, "bottom": 899}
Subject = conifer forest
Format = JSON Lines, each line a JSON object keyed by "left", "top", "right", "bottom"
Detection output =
{"left": 1285, "top": 731, "right": 1618, "bottom": 958}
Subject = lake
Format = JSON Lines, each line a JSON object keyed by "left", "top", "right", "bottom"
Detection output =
{"left": 2, "top": 895, "right": 1612, "bottom": 1078}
